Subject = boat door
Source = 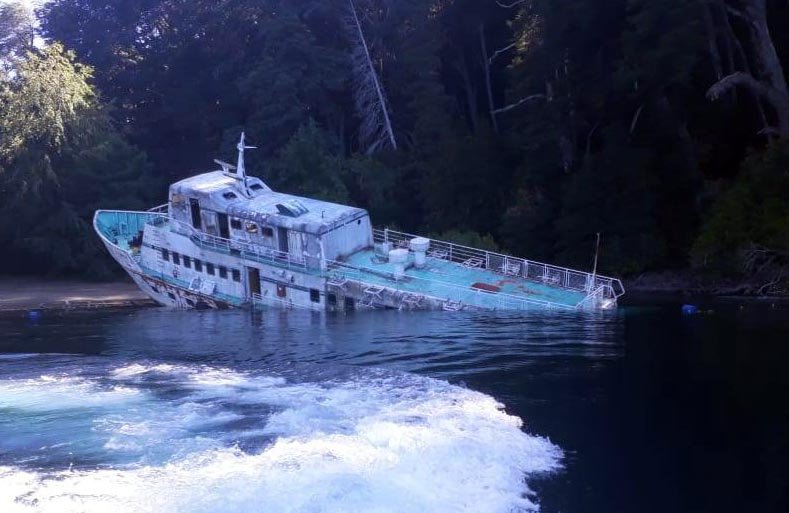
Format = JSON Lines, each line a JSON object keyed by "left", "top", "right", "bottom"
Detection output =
{"left": 189, "top": 198, "right": 202, "bottom": 230}
{"left": 217, "top": 213, "right": 230, "bottom": 239}
{"left": 247, "top": 267, "right": 261, "bottom": 297}
{"left": 278, "top": 227, "right": 289, "bottom": 253}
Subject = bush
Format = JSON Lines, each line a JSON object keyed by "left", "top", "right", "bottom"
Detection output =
{"left": 692, "top": 141, "right": 789, "bottom": 272}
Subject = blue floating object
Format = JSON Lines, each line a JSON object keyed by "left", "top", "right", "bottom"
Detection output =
{"left": 28, "top": 310, "right": 42, "bottom": 321}
{"left": 681, "top": 304, "right": 698, "bottom": 315}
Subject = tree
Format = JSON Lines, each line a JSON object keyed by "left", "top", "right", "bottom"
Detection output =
{"left": 268, "top": 120, "right": 350, "bottom": 204}
{"left": 0, "top": 43, "right": 93, "bottom": 158}
{"left": 0, "top": 44, "right": 156, "bottom": 276}
{"left": 693, "top": 140, "right": 789, "bottom": 273}
{"left": 0, "top": 1, "right": 36, "bottom": 72}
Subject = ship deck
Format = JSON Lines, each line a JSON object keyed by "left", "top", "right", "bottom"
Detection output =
{"left": 340, "top": 249, "right": 587, "bottom": 309}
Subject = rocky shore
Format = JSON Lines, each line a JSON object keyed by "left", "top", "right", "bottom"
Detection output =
{"left": 626, "top": 268, "right": 789, "bottom": 297}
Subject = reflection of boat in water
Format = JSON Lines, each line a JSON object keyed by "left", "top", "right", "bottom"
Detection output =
{"left": 94, "top": 134, "right": 624, "bottom": 311}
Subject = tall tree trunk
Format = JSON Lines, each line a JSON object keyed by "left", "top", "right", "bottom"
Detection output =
{"left": 715, "top": 0, "right": 774, "bottom": 130}
{"left": 745, "top": 0, "right": 788, "bottom": 96}
{"left": 457, "top": 50, "right": 479, "bottom": 133}
{"left": 702, "top": 1, "right": 724, "bottom": 81}
{"left": 479, "top": 24, "right": 499, "bottom": 133}
{"left": 346, "top": 0, "right": 397, "bottom": 153}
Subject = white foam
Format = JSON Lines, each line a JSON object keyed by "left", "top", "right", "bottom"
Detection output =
{"left": 0, "top": 367, "right": 562, "bottom": 513}
{"left": 0, "top": 376, "right": 144, "bottom": 412}
{"left": 0, "top": 354, "right": 73, "bottom": 361}
{"left": 110, "top": 363, "right": 251, "bottom": 387}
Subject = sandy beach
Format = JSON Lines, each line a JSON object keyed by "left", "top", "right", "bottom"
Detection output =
{"left": 0, "top": 278, "right": 156, "bottom": 312}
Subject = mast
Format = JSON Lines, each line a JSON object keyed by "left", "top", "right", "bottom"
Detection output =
{"left": 590, "top": 232, "right": 601, "bottom": 292}
{"left": 236, "top": 132, "right": 256, "bottom": 196}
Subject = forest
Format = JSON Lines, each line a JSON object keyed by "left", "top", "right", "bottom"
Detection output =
{"left": 0, "top": 0, "right": 788, "bottom": 291}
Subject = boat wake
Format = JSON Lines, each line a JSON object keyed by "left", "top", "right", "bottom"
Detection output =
{"left": 0, "top": 361, "right": 562, "bottom": 513}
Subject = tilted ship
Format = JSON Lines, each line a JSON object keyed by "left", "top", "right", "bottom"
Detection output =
{"left": 94, "top": 135, "right": 624, "bottom": 311}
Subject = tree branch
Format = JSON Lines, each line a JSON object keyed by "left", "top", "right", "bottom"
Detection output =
{"left": 489, "top": 42, "right": 516, "bottom": 64}
{"left": 495, "top": 0, "right": 526, "bottom": 8}
{"left": 707, "top": 71, "right": 771, "bottom": 101}
{"left": 757, "top": 126, "right": 782, "bottom": 136}
{"left": 629, "top": 104, "right": 645, "bottom": 135}
{"left": 491, "top": 94, "right": 546, "bottom": 114}
{"left": 724, "top": 5, "right": 747, "bottom": 21}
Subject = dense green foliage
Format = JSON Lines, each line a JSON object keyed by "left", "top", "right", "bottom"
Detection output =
{"left": 0, "top": 43, "right": 156, "bottom": 277}
{"left": 1, "top": 0, "right": 787, "bottom": 280}
{"left": 693, "top": 140, "right": 789, "bottom": 272}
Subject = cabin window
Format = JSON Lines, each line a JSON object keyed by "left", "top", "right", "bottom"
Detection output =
{"left": 327, "top": 293, "right": 337, "bottom": 307}
{"left": 231, "top": 269, "right": 241, "bottom": 282}
{"left": 250, "top": 184, "right": 263, "bottom": 191}
{"left": 183, "top": 256, "right": 191, "bottom": 269}
{"left": 277, "top": 284, "right": 287, "bottom": 298}
{"left": 245, "top": 222, "right": 258, "bottom": 234}
{"left": 261, "top": 226, "right": 274, "bottom": 238}
{"left": 206, "top": 263, "right": 215, "bottom": 275}
{"left": 310, "top": 289, "right": 320, "bottom": 303}
{"left": 344, "top": 297, "right": 355, "bottom": 310}
{"left": 172, "top": 252, "right": 181, "bottom": 265}
{"left": 230, "top": 219, "right": 242, "bottom": 230}
{"left": 194, "top": 259, "right": 203, "bottom": 272}
{"left": 161, "top": 249, "right": 169, "bottom": 261}
{"left": 223, "top": 192, "right": 237, "bottom": 200}
{"left": 219, "top": 266, "right": 228, "bottom": 279}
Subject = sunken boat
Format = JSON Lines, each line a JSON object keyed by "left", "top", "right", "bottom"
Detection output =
{"left": 94, "top": 134, "right": 624, "bottom": 311}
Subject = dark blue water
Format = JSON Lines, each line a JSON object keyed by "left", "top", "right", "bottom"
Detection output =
{"left": 1, "top": 300, "right": 787, "bottom": 513}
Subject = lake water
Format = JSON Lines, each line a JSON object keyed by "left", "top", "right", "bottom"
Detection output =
{"left": 0, "top": 299, "right": 787, "bottom": 513}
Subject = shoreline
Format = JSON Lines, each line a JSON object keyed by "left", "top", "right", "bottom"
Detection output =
{"left": 1, "top": 273, "right": 785, "bottom": 315}
{"left": 0, "top": 278, "right": 157, "bottom": 314}
{"left": 625, "top": 269, "right": 789, "bottom": 298}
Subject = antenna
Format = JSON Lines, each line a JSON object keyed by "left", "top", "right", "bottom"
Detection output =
{"left": 236, "top": 132, "right": 257, "bottom": 196}
{"left": 214, "top": 159, "right": 236, "bottom": 175}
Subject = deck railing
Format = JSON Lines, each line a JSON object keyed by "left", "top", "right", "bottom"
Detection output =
{"left": 325, "top": 260, "right": 578, "bottom": 311}
{"left": 95, "top": 210, "right": 165, "bottom": 240}
{"left": 147, "top": 204, "right": 169, "bottom": 214}
{"left": 374, "top": 228, "right": 625, "bottom": 301}
{"left": 162, "top": 217, "right": 308, "bottom": 272}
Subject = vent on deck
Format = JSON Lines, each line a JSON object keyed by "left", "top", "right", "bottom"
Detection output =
{"left": 275, "top": 200, "right": 309, "bottom": 218}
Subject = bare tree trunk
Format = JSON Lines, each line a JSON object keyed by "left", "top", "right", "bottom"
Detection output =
{"left": 702, "top": 1, "right": 724, "bottom": 81}
{"left": 745, "top": 0, "right": 788, "bottom": 96}
{"left": 708, "top": 0, "right": 789, "bottom": 137}
{"left": 479, "top": 24, "right": 499, "bottom": 133}
{"left": 346, "top": 0, "right": 397, "bottom": 153}
{"left": 457, "top": 51, "right": 479, "bottom": 133}
{"left": 714, "top": 0, "right": 774, "bottom": 129}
